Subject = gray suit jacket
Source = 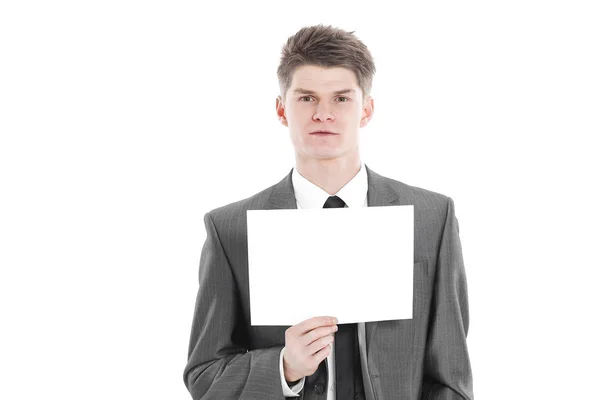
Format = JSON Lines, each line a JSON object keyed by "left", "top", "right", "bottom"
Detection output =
{"left": 184, "top": 164, "right": 473, "bottom": 400}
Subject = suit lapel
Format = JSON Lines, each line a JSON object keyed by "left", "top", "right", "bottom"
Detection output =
{"left": 265, "top": 167, "right": 298, "bottom": 210}
{"left": 364, "top": 164, "right": 412, "bottom": 355}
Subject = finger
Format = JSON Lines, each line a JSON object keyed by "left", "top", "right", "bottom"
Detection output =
{"left": 294, "top": 316, "right": 338, "bottom": 335}
{"left": 311, "top": 340, "right": 333, "bottom": 364}
{"left": 307, "top": 334, "right": 334, "bottom": 356}
{"left": 301, "top": 324, "right": 338, "bottom": 346}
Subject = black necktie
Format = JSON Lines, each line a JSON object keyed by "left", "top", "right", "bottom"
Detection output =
{"left": 322, "top": 195, "right": 364, "bottom": 399}
{"left": 323, "top": 195, "right": 346, "bottom": 209}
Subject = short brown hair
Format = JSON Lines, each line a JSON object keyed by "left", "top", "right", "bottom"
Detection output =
{"left": 277, "top": 24, "right": 376, "bottom": 104}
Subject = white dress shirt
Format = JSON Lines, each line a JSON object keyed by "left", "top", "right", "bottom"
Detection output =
{"left": 279, "top": 162, "right": 368, "bottom": 399}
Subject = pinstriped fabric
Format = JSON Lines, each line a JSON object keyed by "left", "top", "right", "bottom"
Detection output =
{"left": 184, "top": 164, "right": 473, "bottom": 400}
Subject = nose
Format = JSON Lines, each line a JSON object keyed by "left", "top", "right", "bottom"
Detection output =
{"left": 312, "top": 101, "right": 335, "bottom": 122}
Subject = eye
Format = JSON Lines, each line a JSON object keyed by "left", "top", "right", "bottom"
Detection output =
{"left": 299, "top": 96, "right": 314, "bottom": 102}
{"left": 336, "top": 96, "right": 349, "bottom": 102}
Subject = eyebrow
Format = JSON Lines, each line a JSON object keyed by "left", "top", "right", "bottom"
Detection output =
{"left": 292, "top": 88, "right": 356, "bottom": 96}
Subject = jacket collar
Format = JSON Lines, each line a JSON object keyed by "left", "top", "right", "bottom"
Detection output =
{"left": 266, "top": 163, "right": 405, "bottom": 210}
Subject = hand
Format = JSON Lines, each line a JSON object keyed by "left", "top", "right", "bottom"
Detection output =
{"left": 282, "top": 316, "right": 338, "bottom": 382}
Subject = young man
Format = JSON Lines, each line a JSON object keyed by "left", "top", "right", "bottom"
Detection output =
{"left": 184, "top": 25, "right": 473, "bottom": 400}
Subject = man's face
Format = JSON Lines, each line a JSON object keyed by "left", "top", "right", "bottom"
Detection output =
{"left": 276, "top": 65, "right": 374, "bottom": 163}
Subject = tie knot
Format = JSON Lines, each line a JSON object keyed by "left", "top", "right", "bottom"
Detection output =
{"left": 323, "top": 195, "right": 346, "bottom": 208}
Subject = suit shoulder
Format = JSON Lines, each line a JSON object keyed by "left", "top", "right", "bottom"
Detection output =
{"left": 374, "top": 172, "right": 457, "bottom": 229}
{"left": 385, "top": 175, "right": 451, "bottom": 207}
{"left": 379, "top": 175, "right": 457, "bottom": 241}
{"left": 204, "top": 183, "right": 277, "bottom": 226}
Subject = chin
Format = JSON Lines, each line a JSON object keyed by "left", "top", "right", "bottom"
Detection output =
{"left": 310, "top": 151, "right": 345, "bottom": 160}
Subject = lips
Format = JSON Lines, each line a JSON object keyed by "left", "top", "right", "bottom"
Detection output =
{"left": 310, "top": 130, "right": 338, "bottom": 135}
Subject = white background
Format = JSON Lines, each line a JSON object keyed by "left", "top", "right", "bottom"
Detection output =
{"left": 1, "top": 1, "right": 598, "bottom": 399}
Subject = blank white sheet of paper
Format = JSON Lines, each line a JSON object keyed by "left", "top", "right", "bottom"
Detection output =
{"left": 246, "top": 205, "right": 413, "bottom": 326}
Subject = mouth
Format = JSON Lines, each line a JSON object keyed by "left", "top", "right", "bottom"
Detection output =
{"left": 310, "top": 130, "right": 338, "bottom": 135}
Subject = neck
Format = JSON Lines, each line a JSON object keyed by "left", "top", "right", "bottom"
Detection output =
{"left": 294, "top": 154, "right": 361, "bottom": 195}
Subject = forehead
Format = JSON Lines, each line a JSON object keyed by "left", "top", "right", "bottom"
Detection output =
{"left": 289, "top": 65, "right": 360, "bottom": 93}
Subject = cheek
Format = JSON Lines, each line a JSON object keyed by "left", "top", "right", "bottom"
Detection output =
{"left": 287, "top": 110, "right": 312, "bottom": 130}
{"left": 291, "top": 107, "right": 312, "bottom": 121}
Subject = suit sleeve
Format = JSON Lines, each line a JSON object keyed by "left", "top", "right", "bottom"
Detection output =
{"left": 183, "top": 213, "right": 287, "bottom": 400}
{"left": 421, "top": 197, "right": 474, "bottom": 400}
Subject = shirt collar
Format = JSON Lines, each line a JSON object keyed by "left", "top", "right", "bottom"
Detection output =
{"left": 291, "top": 162, "right": 368, "bottom": 209}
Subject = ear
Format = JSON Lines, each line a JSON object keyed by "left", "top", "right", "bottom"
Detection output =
{"left": 276, "top": 95, "right": 288, "bottom": 127}
{"left": 359, "top": 96, "right": 374, "bottom": 128}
